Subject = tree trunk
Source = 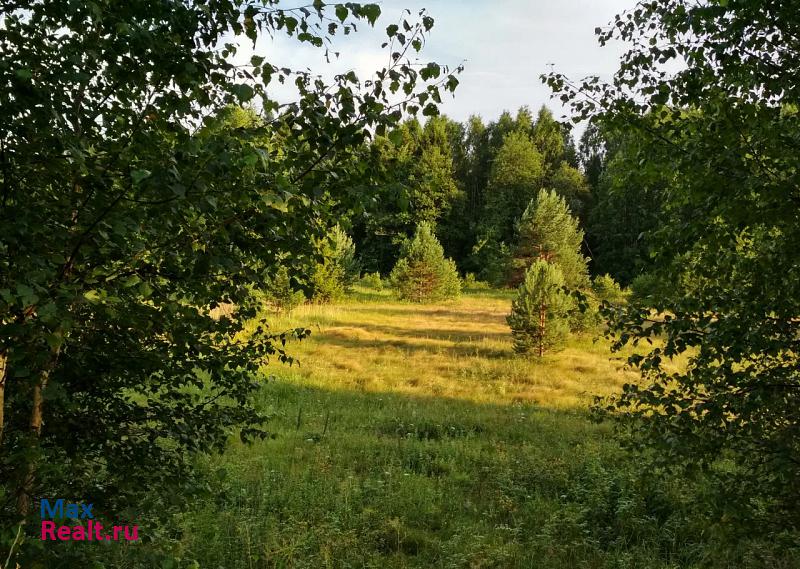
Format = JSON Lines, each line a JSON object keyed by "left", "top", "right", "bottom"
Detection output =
{"left": 0, "top": 350, "right": 6, "bottom": 446}
{"left": 539, "top": 300, "right": 546, "bottom": 357}
{"left": 15, "top": 354, "right": 56, "bottom": 518}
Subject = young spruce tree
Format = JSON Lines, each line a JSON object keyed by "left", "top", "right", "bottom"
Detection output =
{"left": 310, "top": 226, "right": 360, "bottom": 303}
{"left": 390, "top": 222, "right": 461, "bottom": 302}
{"left": 507, "top": 260, "right": 572, "bottom": 357}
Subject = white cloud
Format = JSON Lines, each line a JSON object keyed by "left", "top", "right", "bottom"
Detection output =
{"left": 230, "top": 0, "right": 635, "bottom": 125}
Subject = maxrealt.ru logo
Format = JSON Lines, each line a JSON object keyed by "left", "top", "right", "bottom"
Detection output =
{"left": 40, "top": 499, "right": 139, "bottom": 542}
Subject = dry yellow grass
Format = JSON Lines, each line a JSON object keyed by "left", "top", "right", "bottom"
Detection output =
{"left": 174, "top": 287, "right": 744, "bottom": 569}
{"left": 263, "top": 286, "right": 640, "bottom": 409}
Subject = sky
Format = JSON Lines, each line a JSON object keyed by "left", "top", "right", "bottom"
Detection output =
{"left": 236, "top": 0, "right": 635, "bottom": 125}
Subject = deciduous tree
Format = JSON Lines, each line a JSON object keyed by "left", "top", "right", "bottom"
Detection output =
{"left": 546, "top": 0, "right": 800, "bottom": 528}
{"left": 0, "top": 0, "right": 459, "bottom": 548}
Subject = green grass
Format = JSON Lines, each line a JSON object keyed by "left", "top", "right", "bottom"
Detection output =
{"left": 154, "top": 288, "right": 795, "bottom": 568}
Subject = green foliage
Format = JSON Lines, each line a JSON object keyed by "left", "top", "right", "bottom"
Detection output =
{"left": 470, "top": 233, "right": 513, "bottom": 286}
{"left": 572, "top": 274, "right": 628, "bottom": 332}
{"left": 549, "top": 161, "right": 591, "bottom": 219}
{"left": 531, "top": 106, "right": 566, "bottom": 175}
{"left": 507, "top": 260, "right": 573, "bottom": 357}
{"left": 309, "top": 226, "right": 360, "bottom": 304}
{"left": 482, "top": 131, "right": 545, "bottom": 246}
{"left": 463, "top": 273, "right": 490, "bottom": 290}
{"left": 587, "top": 130, "right": 670, "bottom": 285}
{"left": 351, "top": 105, "right": 590, "bottom": 284}
{"left": 578, "top": 121, "right": 606, "bottom": 192}
{"left": 265, "top": 266, "right": 306, "bottom": 313}
{"left": 406, "top": 117, "right": 462, "bottom": 225}
{"left": 628, "top": 272, "right": 662, "bottom": 303}
{"left": 352, "top": 116, "right": 462, "bottom": 274}
{"left": 0, "top": 0, "right": 460, "bottom": 553}
{"left": 514, "top": 190, "right": 589, "bottom": 289}
{"left": 592, "top": 274, "right": 627, "bottom": 306}
{"left": 547, "top": 0, "right": 800, "bottom": 529}
{"left": 310, "top": 261, "right": 346, "bottom": 304}
{"left": 334, "top": 227, "right": 361, "bottom": 288}
{"left": 359, "top": 272, "right": 384, "bottom": 290}
{"left": 390, "top": 223, "right": 461, "bottom": 302}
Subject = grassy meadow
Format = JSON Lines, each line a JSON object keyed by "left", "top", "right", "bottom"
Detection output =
{"left": 144, "top": 287, "right": 792, "bottom": 568}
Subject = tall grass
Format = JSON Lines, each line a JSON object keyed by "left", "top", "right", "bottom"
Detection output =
{"left": 111, "top": 288, "right": 797, "bottom": 568}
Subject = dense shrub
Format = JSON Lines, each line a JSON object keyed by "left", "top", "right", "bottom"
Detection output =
{"left": 310, "top": 261, "right": 346, "bottom": 304}
{"left": 592, "top": 274, "right": 627, "bottom": 306}
{"left": 390, "top": 223, "right": 461, "bottom": 302}
{"left": 470, "top": 233, "right": 512, "bottom": 286}
{"left": 628, "top": 272, "right": 661, "bottom": 302}
{"left": 463, "top": 273, "right": 490, "bottom": 289}
{"left": 359, "top": 272, "right": 384, "bottom": 290}
{"left": 571, "top": 274, "right": 628, "bottom": 332}
{"left": 265, "top": 266, "right": 306, "bottom": 313}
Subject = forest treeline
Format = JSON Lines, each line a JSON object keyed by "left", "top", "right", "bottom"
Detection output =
{"left": 216, "top": 103, "right": 645, "bottom": 304}
{"left": 272, "top": 102, "right": 651, "bottom": 301}
{"left": 346, "top": 106, "right": 612, "bottom": 285}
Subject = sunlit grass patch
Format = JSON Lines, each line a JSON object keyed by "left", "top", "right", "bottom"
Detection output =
{"left": 256, "top": 288, "right": 638, "bottom": 409}
{"left": 152, "top": 288, "right": 787, "bottom": 569}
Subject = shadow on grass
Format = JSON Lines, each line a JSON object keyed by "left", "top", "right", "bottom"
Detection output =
{"left": 343, "top": 305, "right": 508, "bottom": 323}
{"left": 345, "top": 288, "right": 391, "bottom": 303}
{"left": 318, "top": 329, "right": 511, "bottom": 360}
{"left": 327, "top": 322, "right": 511, "bottom": 342}
{"left": 256, "top": 377, "right": 598, "bottom": 445}
{"left": 462, "top": 286, "right": 515, "bottom": 299}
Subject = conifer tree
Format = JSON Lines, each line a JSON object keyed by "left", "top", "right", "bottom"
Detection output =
{"left": 507, "top": 260, "right": 572, "bottom": 357}
{"left": 310, "top": 226, "right": 360, "bottom": 303}
{"left": 514, "top": 189, "right": 588, "bottom": 289}
{"left": 266, "top": 266, "right": 306, "bottom": 313}
{"left": 390, "top": 222, "right": 461, "bottom": 302}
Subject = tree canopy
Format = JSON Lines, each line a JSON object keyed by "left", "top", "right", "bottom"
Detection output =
{"left": 546, "top": 0, "right": 800, "bottom": 528}
{"left": 0, "top": 0, "right": 459, "bottom": 539}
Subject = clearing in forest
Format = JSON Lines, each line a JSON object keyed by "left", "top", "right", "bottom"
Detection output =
{"left": 177, "top": 288, "right": 687, "bottom": 568}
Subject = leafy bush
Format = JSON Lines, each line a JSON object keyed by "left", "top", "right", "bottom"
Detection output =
{"left": 507, "top": 260, "right": 573, "bottom": 356}
{"left": 571, "top": 274, "right": 628, "bottom": 332}
{"left": 592, "top": 274, "right": 627, "bottom": 306}
{"left": 265, "top": 266, "right": 306, "bottom": 313}
{"left": 470, "top": 232, "right": 512, "bottom": 286}
{"left": 628, "top": 272, "right": 662, "bottom": 302}
{"left": 390, "top": 223, "right": 461, "bottom": 302}
{"left": 463, "top": 273, "right": 490, "bottom": 289}
{"left": 359, "top": 272, "right": 384, "bottom": 290}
